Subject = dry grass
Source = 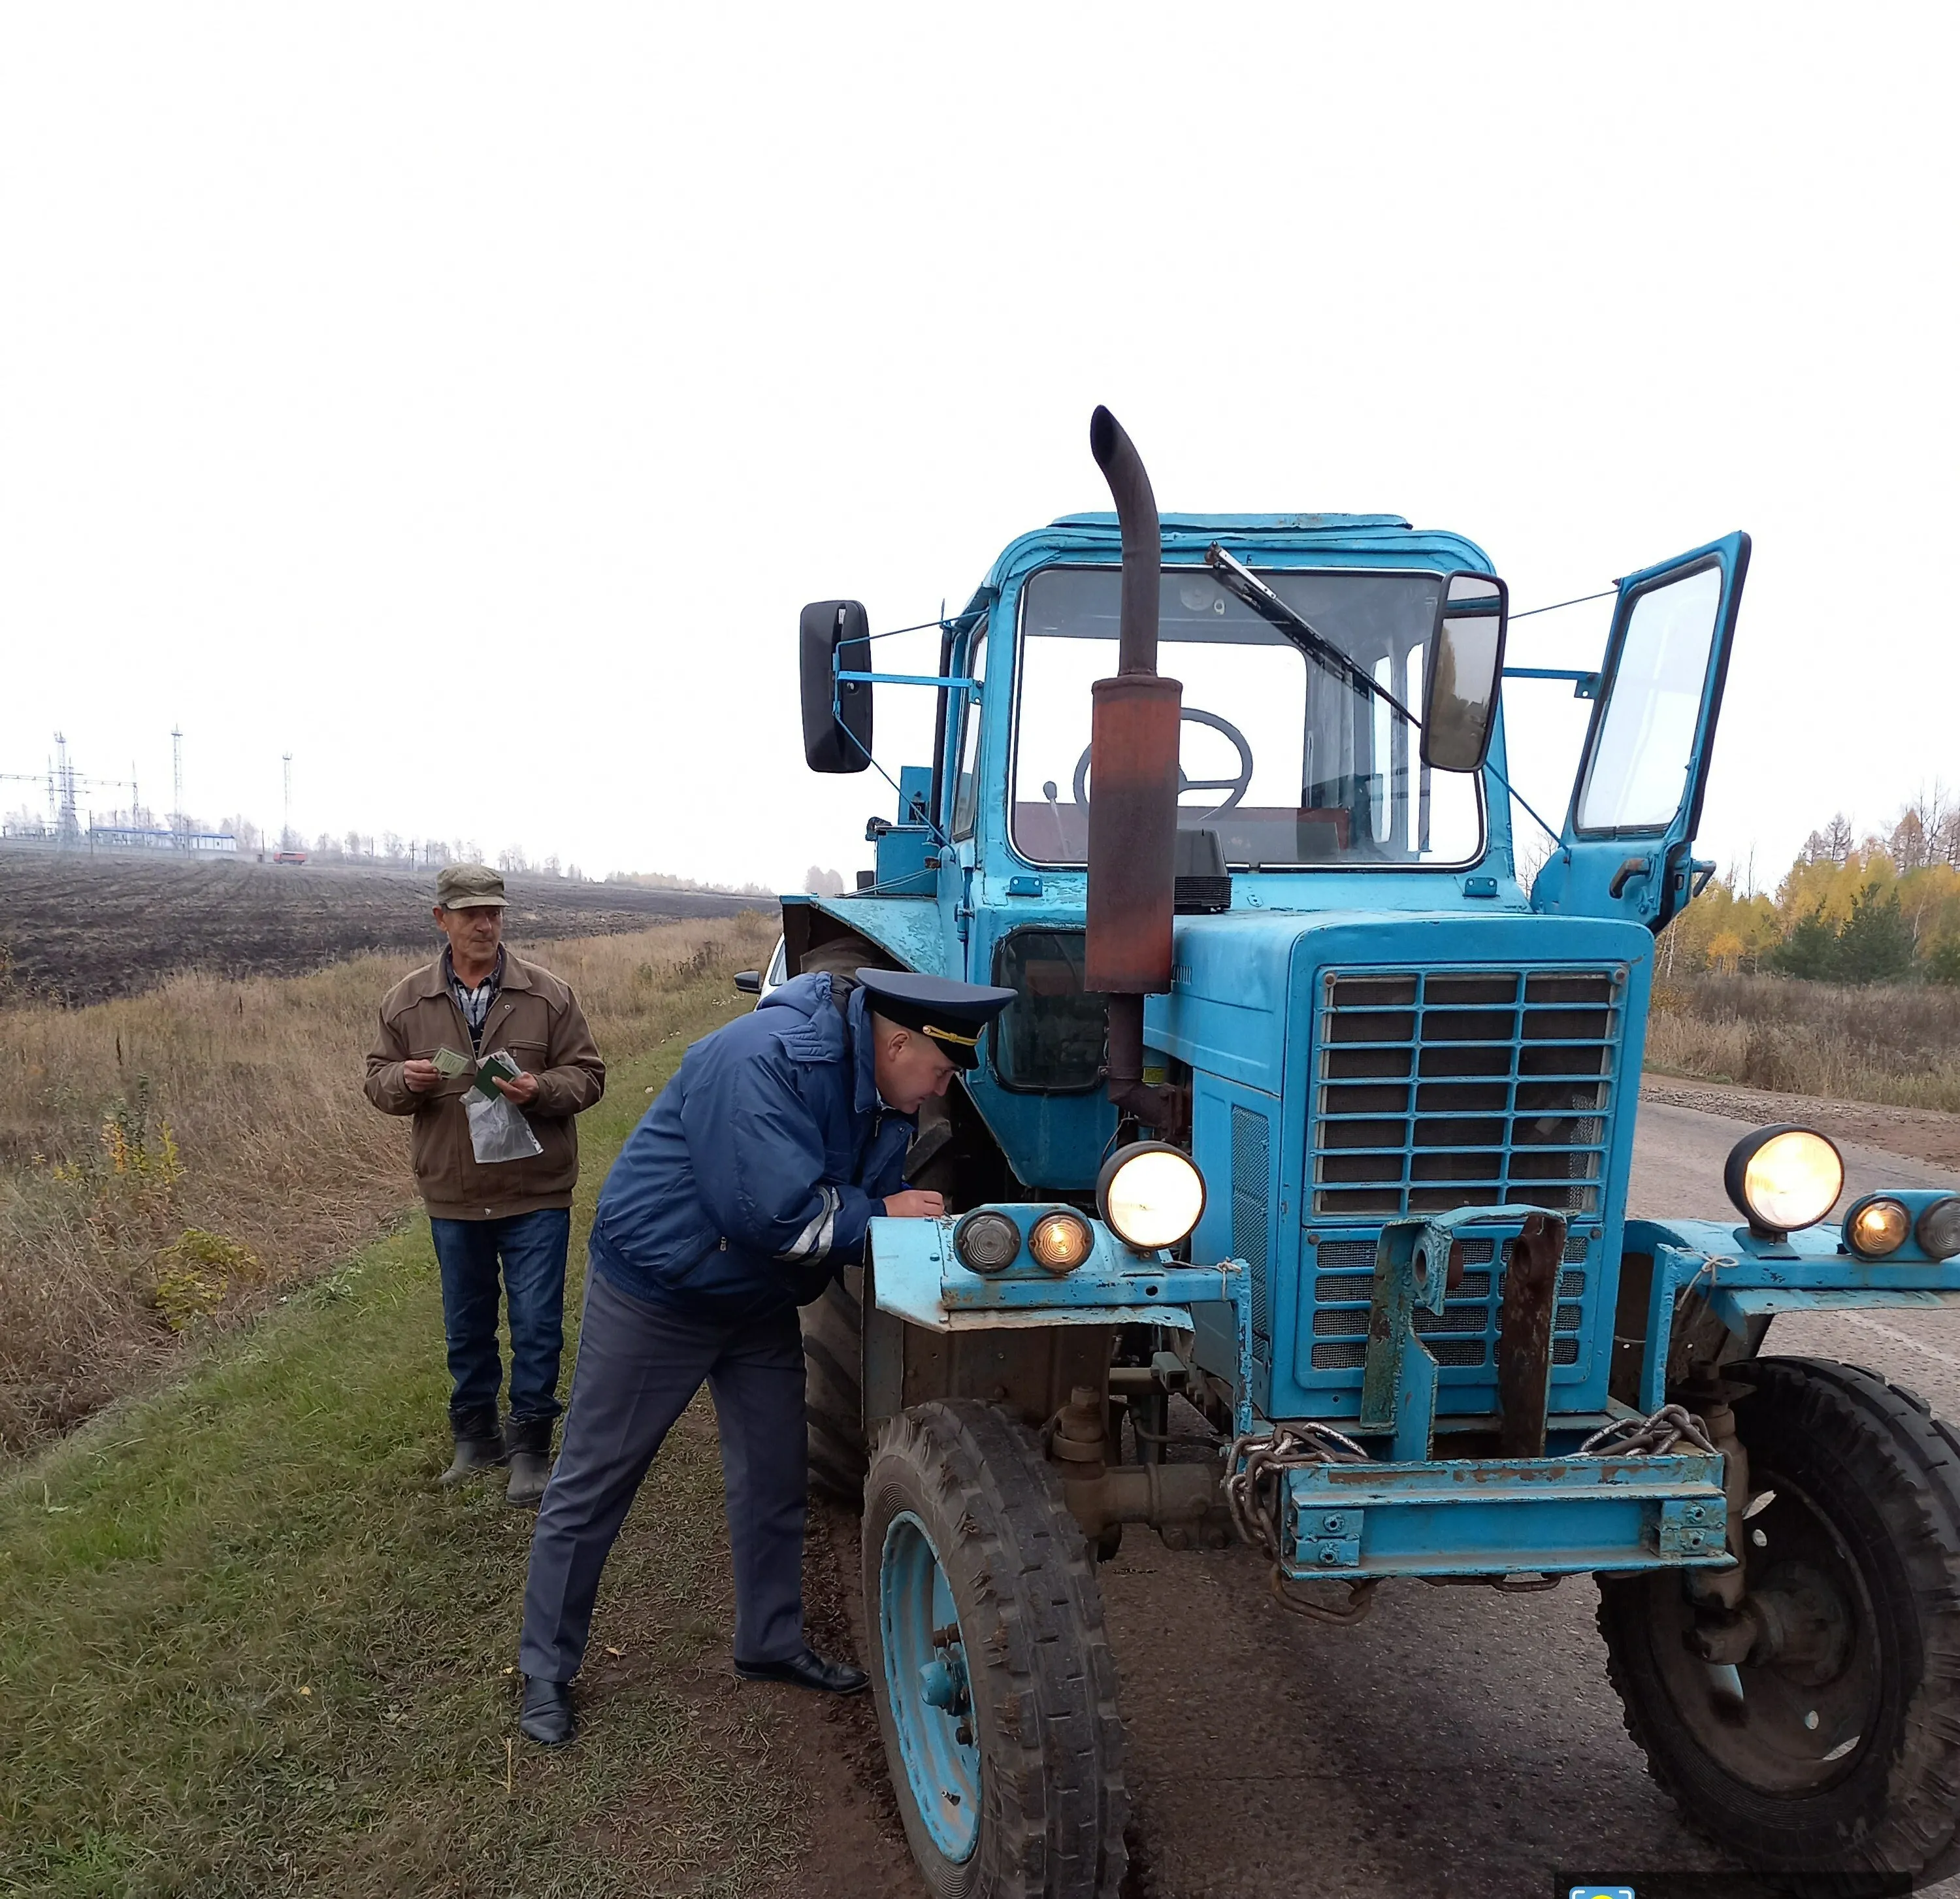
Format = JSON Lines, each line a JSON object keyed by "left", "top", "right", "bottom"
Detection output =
{"left": 1648, "top": 972, "right": 1960, "bottom": 1114}
{"left": 0, "top": 913, "right": 775, "bottom": 1457}
{"left": 0, "top": 1002, "right": 808, "bottom": 1898}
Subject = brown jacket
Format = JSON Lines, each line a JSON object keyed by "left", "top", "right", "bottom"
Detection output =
{"left": 364, "top": 950, "right": 606, "bottom": 1221}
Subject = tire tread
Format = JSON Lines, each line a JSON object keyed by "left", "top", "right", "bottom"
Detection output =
{"left": 866, "top": 1400, "right": 1126, "bottom": 1899}
{"left": 1599, "top": 1355, "right": 1960, "bottom": 1889}
{"left": 802, "top": 1268, "right": 868, "bottom": 1504}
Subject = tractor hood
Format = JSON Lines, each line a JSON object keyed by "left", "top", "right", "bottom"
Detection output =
{"left": 1149, "top": 906, "right": 1654, "bottom": 1095}
{"left": 1161, "top": 904, "right": 1656, "bottom": 1428}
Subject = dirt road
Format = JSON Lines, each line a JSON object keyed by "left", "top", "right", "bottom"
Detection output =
{"left": 809, "top": 1097, "right": 1960, "bottom": 1899}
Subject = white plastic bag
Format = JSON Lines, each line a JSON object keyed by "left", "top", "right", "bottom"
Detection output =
{"left": 465, "top": 1053, "right": 544, "bottom": 1164}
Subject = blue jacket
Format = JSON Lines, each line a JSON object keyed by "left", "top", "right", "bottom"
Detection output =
{"left": 589, "top": 972, "right": 915, "bottom": 1317}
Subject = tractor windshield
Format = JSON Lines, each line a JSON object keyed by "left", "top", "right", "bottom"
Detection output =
{"left": 1011, "top": 566, "right": 1484, "bottom": 869}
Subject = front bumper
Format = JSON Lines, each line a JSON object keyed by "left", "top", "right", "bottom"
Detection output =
{"left": 1280, "top": 1449, "right": 1731, "bottom": 1581}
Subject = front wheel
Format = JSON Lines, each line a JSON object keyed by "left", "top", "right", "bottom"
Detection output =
{"left": 1599, "top": 1357, "right": 1960, "bottom": 1891}
{"left": 864, "top": 1400, "right": 1126, "bottom": 1899}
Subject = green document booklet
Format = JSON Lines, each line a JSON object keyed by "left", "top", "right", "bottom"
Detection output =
{"left": 470, "top": 1049, "right": 522, "bottom": 1100}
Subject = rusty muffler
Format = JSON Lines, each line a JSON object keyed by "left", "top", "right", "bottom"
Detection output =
{"left": 1085, "top": 406, "right": 1181, "bottom": 1128}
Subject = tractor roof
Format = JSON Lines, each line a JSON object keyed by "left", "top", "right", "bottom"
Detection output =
{"left": 1048, "top": 510, "right": 1413, "bottom": 533}
{"left": 975, "top": 511, "right": 1492, "bottom": 603}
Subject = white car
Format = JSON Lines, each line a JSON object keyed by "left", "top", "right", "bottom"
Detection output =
{"left": 734, "top": 934, "right": 787, "bottom": 1000}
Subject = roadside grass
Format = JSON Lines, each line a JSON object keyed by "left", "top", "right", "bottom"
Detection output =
{"left": 0, "top": 915, "right": 775, "bottom": 1455}
{"left": 0, "top": 1015, "right": 807, "bottom": 1899}
{"left": 1648, "top": 972, "right": 1960, "bottom": 1113}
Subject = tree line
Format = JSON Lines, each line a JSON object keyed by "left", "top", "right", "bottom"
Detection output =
{"left": 1663, "top": 787, "right": 1960, "bottom": 985}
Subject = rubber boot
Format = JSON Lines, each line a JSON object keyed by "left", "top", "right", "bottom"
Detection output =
{"left": 441, "top": 1406, "right": 508, "bottom": 1487}
{"left": 504, "top": 1415, "right": 555, "bottom": 1509}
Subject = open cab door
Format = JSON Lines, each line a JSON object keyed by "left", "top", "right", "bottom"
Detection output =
{"left": 1530, "top": 532, "right": 1750, "bottom": 931}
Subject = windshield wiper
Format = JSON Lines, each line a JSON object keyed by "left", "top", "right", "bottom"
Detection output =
{"left": 1203, "top": 543, "right": 1422, "bottom": 731}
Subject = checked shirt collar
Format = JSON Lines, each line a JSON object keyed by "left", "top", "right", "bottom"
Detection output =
{"left": 444, "top": 944, "right": 506, "bottom": 1051}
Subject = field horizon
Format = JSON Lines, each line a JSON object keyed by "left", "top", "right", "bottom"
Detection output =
{"left": 0, "top": 844, "right": 772, "bottom": 1006}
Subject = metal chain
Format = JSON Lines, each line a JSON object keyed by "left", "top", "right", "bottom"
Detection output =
{"left": 1268, "top": 1570, "right": 1382, "bottom": 1625}
{"left": 1224, "top": 1423, "right": 1371, "bottom": 1551}
{"left": 1578, "top": 1402, "right": 1717, "bottom": 1458}
{"left": 1226, "top": 1423, "right": 1380, "bottom": 1625}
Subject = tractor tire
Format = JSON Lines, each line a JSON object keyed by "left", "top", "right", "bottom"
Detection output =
{"left": 1597, "top": 1357, "right": 1960, "bottom": 1893}
{"left": 802, "top": 1265, "right": 868, "bottom": 1505}
{"left": 864, "top": 1400, "right": 1127, "bottom": 1899}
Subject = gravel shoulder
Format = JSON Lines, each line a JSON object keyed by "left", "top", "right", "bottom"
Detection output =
{"left": 1642, "top": 1070, "right": 1960, "bottom": 1172}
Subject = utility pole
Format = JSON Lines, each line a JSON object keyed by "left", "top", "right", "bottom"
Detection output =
{"left": 282, "top": 753, "right": 293, "bottom": 852}
{"left": 171, "top": 726, "right": 185, "bottom": 848}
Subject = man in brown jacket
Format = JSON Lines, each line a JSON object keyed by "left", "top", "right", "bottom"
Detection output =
{"left": 365, "top": 863, "right": 606, "bottom": 1505}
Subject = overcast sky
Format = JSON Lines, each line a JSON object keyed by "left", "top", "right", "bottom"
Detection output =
{"left": 2, "top": 5, "right": 1952, "bottom": 893}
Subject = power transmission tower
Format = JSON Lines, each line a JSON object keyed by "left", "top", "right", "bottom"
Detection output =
{"left": 171, "top": 726, "right": 185, "bottom": 848}
{"left": 52, "top": 733, "right": 79, "bottom": 847}
{"left": 282, "top": 753, "right": 293, "bottom": 851}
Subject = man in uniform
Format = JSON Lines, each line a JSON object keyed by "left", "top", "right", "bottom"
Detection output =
{"left": 364, "top": 864, "right": 606, "bottom": 1506}
{"left": 515, "top": 964, "right": 1015, "bottom": 1745}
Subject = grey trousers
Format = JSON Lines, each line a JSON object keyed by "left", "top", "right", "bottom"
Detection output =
{"left": 519, "top": 1267, "right": 808, "bottom": 1683}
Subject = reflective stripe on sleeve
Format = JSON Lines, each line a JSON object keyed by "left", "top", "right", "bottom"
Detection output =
{"left": 777, "top": 1185, "right": 840, "bottom": 1264}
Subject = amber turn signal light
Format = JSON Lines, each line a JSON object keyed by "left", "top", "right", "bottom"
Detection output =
{"left": 1028, "top": 1210, "right": 1094, "bottom": 1274}
{"left": 1845, "top": 1196, "right": 1912, "bottom": 1259}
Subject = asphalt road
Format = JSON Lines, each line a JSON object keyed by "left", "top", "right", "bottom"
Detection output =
{"left": 1096, "top": 1099, "right": 1960, "bottom": 1899}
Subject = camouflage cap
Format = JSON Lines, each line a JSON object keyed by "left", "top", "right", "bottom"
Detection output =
{"left": 434, "top": 863, "right": 507, "bottom": 910}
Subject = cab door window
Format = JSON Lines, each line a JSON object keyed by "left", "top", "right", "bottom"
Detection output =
{"left": 951, "top": 629, "right": 988, "bottom": 840}
{"left": 1574, "top": 562, "right": 1724, "bottom": 834}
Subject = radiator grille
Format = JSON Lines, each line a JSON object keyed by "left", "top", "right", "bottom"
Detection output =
{"left": 1306, "top": 1229, "right": 1592, "bottom": 1380}
{"left": 1231, "top": 1105, "right": 1272, "bottom": 1361}
{"left": 1312, "top": 967, "right": 1624, "bottom": 1218}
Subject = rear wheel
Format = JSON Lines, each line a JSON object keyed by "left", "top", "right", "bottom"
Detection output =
{"left": 864, "top": 1400, "right": 1126, "bottom": 1899}
{"left": 802, "top": 1266, "right": 867, "bottom": 1504}
{"left": 1598, "top": 1357, "right": 1960, "bottom": 1890}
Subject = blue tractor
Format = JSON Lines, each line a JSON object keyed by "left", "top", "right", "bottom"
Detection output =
{"left": 778, "top": 410, "right": 1960, "bottom": 1898}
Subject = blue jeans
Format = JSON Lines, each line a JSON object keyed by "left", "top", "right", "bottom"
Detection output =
{"left": 429, "top": 1208, "right": 571, "bottom": 1427}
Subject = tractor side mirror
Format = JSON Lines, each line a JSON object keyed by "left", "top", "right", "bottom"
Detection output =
{"left": 1420, "top": 572, "right": 1509, "bottom": 773}
{"left": 733, "top": 970, "right": 762, "bottom": 995}
{"left": 800, "top": 599, "right": 874, "bottom": 774}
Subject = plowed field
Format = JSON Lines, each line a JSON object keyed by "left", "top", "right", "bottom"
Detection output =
{"left": 0, "top": 847, "right": 770, "bottom": 1004}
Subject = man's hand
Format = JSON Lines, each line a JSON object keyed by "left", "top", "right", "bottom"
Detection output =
{"left": 881, "top": 1189, "right": 947, "bottom": 1219}
{"left": 402, "top": 1059, "right": 444, "bottom": 1095}
{"left": 493, "top": 1072, "right": 541, "bottom": 1107}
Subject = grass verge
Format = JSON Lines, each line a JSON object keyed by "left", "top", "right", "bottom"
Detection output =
{"left": 0, "top": 915, "right": 775, "bottom": 1455}
{"left": 0, "top": 993, "right": 806, "bottom": 1899}
{"left": 1648, "top": 972, "right": 1960, "bottom": 1112}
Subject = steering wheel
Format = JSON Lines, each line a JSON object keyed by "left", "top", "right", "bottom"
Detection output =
{"left": 1071, "top": 707, "right": 1254, "bottom": 819}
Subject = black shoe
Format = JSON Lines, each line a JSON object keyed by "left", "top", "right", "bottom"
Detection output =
{"left": 518, "top": 1676, "right": 574, "bottom": 1746}
{"left": 441, "top": 1407, "right": 508, "bottom": 1487}
{"left": 734, "top": 1647, "right": 870, "bottom": 1696}
{"left": 502, "top": 1416, "right": 555, "bottom": 1508}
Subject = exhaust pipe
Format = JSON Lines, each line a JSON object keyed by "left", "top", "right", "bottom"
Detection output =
{"left": 1085, "top": 406, "right": 1182, "bottom": 1131}
{"left": 1089, "top": 405, "right": 1164, "bottom": 679}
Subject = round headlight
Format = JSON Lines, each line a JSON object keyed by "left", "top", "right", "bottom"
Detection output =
{"left": 1916, "top": 1196, "right": 1960, "bottom": 1261}
{"left": 1028, "top": 1209, "right": 1094, "bottom": 1274}
{"left": 953, "top": 1210, "right": 1021, "bottom": 1274}
{"left": 1097, "top": 1142, "right": 1206, "bottom": 1252}
{"left": 1846, "top": 1195, "right": 1912, "bottom": 1258}
{"left": 1723, "top": 1125, "right": 1844, "bottom": 1237}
